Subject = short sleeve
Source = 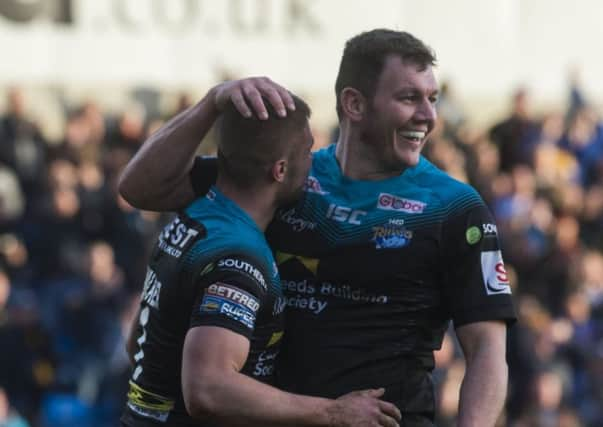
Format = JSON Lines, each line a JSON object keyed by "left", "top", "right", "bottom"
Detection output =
{"left": 441, "top": 202, "right": 517, "bottom": 328}
{"left": 190, "top": 253, "right": 270, "bottom": 340}
{"left": 190, "top": 156, "right": 218, "bottom": 197}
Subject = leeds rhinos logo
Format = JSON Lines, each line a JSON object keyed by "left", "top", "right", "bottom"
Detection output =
{"left": 371, "top": 220, "right": 413, "bottom": 249}
{"left": 304, "top": 176, "right": 328, "bottom": 195}
{"left": 481, "top": 251, "right": 511, "bottom": 295}
{"left": 377, "top": 193, "right": 426, "bottom": 214}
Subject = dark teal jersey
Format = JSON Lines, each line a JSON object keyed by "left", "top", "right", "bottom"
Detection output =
{"left": 122, "top": 187, "right": 283, "bottom": 427}
{"left": 189, "top": 146, "right": 516, "bottom": 425}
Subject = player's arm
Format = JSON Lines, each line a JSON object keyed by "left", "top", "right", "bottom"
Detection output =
{"left": 118, "top": 77, "right": 296, "bottom": 211}
{"left": 455, "top": 321, "right": 508, "bottom": 427}
{"left": 182, "top": 326, "right": 401, "bottom": 427}
{"left": 441, "top": 196, "right": 516, "bottom": 427}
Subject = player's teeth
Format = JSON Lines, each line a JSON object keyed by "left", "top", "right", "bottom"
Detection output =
{"left": 399, "top": 131, "right": 426, "bottom": 139}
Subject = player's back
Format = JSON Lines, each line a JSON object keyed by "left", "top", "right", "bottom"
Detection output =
{"left": 122, "top": 187, "right": 283, "bottom": 427}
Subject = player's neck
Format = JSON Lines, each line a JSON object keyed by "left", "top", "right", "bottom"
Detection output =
{"left": 215, "top": 178, "right": 277, "bottom": 232}
{"left": 335, "top": 124, "right": 403, "bottom": 181}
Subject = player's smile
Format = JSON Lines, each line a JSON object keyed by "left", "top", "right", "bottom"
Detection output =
{"left": 366, "top": 55, "right": 438, "bottom": 171}
{"left": 396, "top": 129, "right": 428, "bottom": 149}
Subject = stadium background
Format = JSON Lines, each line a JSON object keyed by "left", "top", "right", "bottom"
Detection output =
{"left": 0, "top": 0, "right": 602, "bottom": 426}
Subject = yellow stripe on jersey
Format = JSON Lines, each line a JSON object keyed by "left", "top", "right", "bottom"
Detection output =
{"left": 275, "top": 252, "right": 319, "bottom": 275}
{"left": 127, "top": 381, "right": 175, "bottom": 412}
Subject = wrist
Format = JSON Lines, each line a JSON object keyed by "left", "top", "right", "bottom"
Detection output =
{"left": 317, "top": 398, "right": 339, "bottom": 427}
{"left": 193, "top": 88, "right": 221, "bottom": 121}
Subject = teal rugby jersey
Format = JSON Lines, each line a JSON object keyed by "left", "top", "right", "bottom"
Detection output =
{"left": 122, "top": 186, "right": 284, "bottom": 427}
{"left": 189, "top": 146, "right": 516, "bottom": 424}
{"left": 267, "top": 145, "right": 516, "bottom": 421}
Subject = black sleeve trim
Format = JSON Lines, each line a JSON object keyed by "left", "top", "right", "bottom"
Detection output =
{"left": 452, "top": 304, "right": 517, "bottom": 328}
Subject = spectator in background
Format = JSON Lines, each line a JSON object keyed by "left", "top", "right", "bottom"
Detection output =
{"left": 489, "top": 88, "right": 540, "bottom": 172}
{"left": 3, "top": 61, "right": 603, "bottom": 425}
{"left": 558, "top": 105, "right": 603, "bottom": 187}
{"left": 0, "top": 268, "right": 55, "bottom": 422}
{"left": 0, "top": 88, "right": 47, "bottom": 207}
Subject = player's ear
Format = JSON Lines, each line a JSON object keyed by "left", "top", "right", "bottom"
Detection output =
{"left": 340, "top": 87, "right": 366, "bottom": 122}
{"left": 271, "top": 159, "right": 287, "bottom": 183}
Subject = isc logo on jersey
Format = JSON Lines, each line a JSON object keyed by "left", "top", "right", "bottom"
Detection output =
{"left": 481, "top": 251, "right": 511, "bottom": 295}
{"left": 377, "top": 193, "right": 426, "bottom": 214}
{"left": 326, "top": 204, "right": 367, "bottom": 225}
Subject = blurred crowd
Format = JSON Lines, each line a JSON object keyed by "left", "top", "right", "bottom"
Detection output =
{"left": 427, "top": 81, "right": 603, "bottom": 427}
{"left": 0, "top": 78, "right": 602, "bottom": 426}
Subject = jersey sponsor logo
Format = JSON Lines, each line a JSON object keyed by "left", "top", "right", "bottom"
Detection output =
{"left": 273, "top": 296, "right": 287, "bottom": 316}
{"left": 303, "top": 176, "right": 329, "bottom": 195}
{"left": 200, "top": 296, "right": 220, "bottom": 311}
{"left": 279, "top": 208, "right": 317, "bottom": 232}
{"left": 320, "top": 282, "right": 388, "bottom": 304}
{"left": 482, "top": 223, "right": 498, "bottom": 235}
{"left": 142, "top": 268, "right": 162, "bottom": 309}
{"left": 371, "top": 223, "right": 413, "bottom": 249}
{"left": 206, "top": 283, "right": 260, "bottom": 312}
{"left": 466, "top": 226, "right": 482, "bottom": 245}
{"left": 377, "top": 193, "right": 426, "bottom": 214}
{"left": 217, "top": 258, "right": 267, "bottom": 291}
{"left": 158, "top": 216, "right": 200, "bottom": 258}
{"left": 253, "top": 348, "right": 279, "bottom": 377}
{"left": 199, "top": 295, "right": 257, "bottom": 330}
{"left": 326, "top": 203, "right": 367, "bottom": 225}
{"left": 481, "top": 251, "right": 511, "bottom": 295}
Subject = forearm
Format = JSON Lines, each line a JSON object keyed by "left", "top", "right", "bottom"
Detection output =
{"left": 188, "top": 370, "right": 334, "bottom": 427}
{"left": 457, "top": 347, "right": 508, "bottom": 427}
{"left": 118, "top": 89, "right": 219, "bottom": 210}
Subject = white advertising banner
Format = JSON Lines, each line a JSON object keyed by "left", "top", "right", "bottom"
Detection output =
{"left": 0, "top": 0, "right": 602, "bottom": 99}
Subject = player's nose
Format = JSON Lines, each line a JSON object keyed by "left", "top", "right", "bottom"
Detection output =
{"left": 414, "top": 97, "right": 437, "bottom": 124}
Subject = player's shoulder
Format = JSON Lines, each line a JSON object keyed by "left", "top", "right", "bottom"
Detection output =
{"left": 411, "top": 157, "right": 484, "bottom": 214}
{"left": 182, "top": 190, "right": 272, "bottom": 266}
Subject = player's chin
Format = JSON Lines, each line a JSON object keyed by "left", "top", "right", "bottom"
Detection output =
{"left": 395, "top": 149, "right": 422, "bottom": 169}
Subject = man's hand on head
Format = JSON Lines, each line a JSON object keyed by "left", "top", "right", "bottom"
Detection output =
{"left": 213, "top": 77, "right": 296, "bottom": 120}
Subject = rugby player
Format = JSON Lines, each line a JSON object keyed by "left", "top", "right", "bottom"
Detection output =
{"left": 119, "top": 29, "right": 516, "bottom": 427}
{"left": 120, "top": 91, "right": 401, "bottom": 427}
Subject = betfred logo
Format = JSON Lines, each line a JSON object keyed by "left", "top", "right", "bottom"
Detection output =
{"left": 377, "top": 193, "right": 426, "bottom": 214}
{"left": 303, "top": 176, "right": 328, "bottom": 195}
{"left": 481, "top": 251, "right": 511, "bottom": 295}
{"left": 207, "top": 283, "right": 260, "bottom": 312}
